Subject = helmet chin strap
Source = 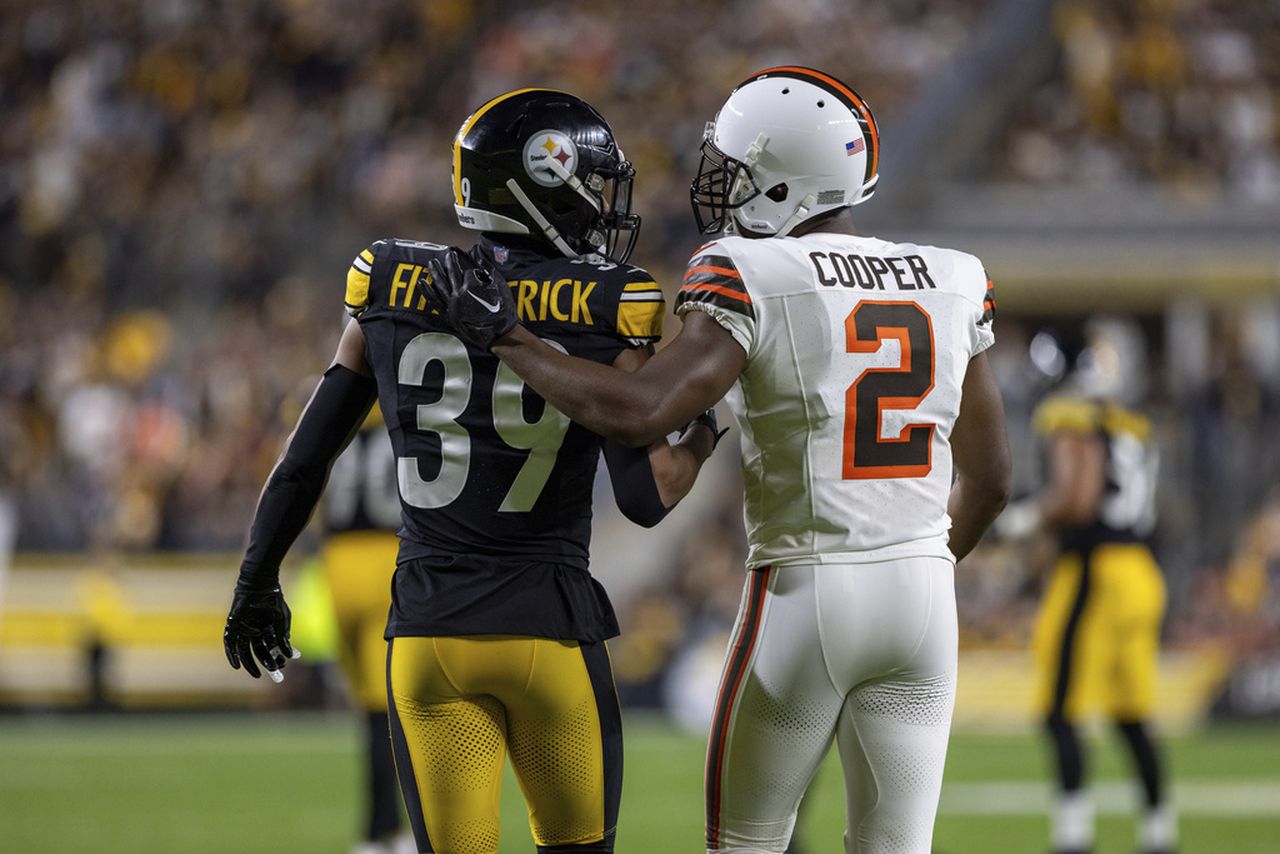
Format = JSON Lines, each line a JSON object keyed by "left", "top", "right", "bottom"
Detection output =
{"left": 505, "top": 179, "right": 580, "bottom": 258}
{"left": 726, "top": 133, "right": 774, "bottom": 236}
{"left": 542, "top": 157, "right": 603, "bottom": 213}
{"left": 774, "top": 192, "right": 817, "bottom": 238}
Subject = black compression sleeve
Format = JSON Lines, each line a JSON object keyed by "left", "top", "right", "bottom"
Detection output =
{"left": 237, "top": 364, "right": 377, "bottom": 591}
{"left": 602, "top": 440, "right": 671, "bottom": 528}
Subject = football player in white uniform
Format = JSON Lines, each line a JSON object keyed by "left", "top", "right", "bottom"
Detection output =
{"left": 427, "top": 66, "right": 1012, "bottom": 854}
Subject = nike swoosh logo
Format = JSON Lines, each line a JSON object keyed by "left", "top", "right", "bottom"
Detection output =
{"left": 466, "top": 291, "right": 502, "bottom": 313}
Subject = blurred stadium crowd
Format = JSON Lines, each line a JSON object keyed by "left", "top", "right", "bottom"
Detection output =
{"left": 1001, "top": 0, "right": 1280, "bottom": 198}
{"left": 2, "top": 0, "right": 1279, "bottom": 708}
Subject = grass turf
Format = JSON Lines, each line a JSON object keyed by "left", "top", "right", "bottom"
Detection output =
{"left": 0, "top": 712, "right": 1277, "bottom": 852}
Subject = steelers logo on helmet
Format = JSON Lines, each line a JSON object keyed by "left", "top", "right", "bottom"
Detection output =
{"left": 452, "top": 89, "right": 641, "bottom": 262}
{"left": 523, "top": 130, "right": 579, "bottom": 188}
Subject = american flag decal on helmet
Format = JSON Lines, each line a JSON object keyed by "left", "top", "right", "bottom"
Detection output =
{"left": 846, "top": 138, "right": 864, "bottom": 156}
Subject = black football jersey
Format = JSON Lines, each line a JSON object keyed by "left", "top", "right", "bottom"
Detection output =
{"left": 1033, "top": 395, "right": 1159, "bottom": 551}
{"left": 324, "top": 409, "right": 400, "bottom": 535}
{"left": 344, "top": 236, "right": 665, "bottom": 640}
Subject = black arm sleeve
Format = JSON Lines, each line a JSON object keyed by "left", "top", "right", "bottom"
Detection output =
{"left": 602, "top": 440, "right": 671, "bottom": 529}
{"left": 236, "top": 364, "right": 377, "bottom": 591}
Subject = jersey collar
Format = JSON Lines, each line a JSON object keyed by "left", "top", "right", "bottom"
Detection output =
{"left": 473, "top": 234, "right": 557, "bottom": 277}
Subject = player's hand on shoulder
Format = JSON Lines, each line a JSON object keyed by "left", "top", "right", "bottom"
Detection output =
{"left": 223, "top": 585, "right": 300, "bottom": 683}
{"left": 425, "top": 248, "right": 518, "bottom": 350}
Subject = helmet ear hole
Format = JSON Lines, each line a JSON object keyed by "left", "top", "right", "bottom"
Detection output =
{"left": 765, "top": 183, "right": 789, "bottom": 202}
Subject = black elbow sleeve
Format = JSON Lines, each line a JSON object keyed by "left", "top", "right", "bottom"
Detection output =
{"left": 238, "top": 365, "right": 376, "bottom": 589}
{"left": 602, "top": 441, "right": 671, "bottom": 528}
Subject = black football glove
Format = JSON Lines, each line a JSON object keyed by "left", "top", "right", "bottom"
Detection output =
{"left": 224, "top": 585, "right": 297, "bottom": 682}
{"left": 426, "top": 249, "right": 519, "bottom": 351}
{"left": 683, "top": 408, "right": 730, "bottom": 449}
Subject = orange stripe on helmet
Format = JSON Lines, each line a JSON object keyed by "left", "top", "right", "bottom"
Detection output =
{"left": 749, "top": 66, "right": 879, "bottom": 180}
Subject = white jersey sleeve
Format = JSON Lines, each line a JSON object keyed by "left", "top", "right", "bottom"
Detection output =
{"left": 684, "top": 232, "right": 995, "bottom": 569}
{"left": 957, "top": 253, "right": 996, "bottom": 357}
{"left": 673, "top": 241, "right": 756, "bottom": 355}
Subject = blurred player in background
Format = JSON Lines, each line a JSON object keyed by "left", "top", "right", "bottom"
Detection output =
{"left": 1001, "top": 318, "right": 1174, "bottom": 854}
{"left": 427, "top": 66, "right": 1012, "bottom": 854}
{"left": 322, "top": 406, "right": 410, "bottom": 854}
{"left": 223, "top": 89, "right": 721, "bottom": 854}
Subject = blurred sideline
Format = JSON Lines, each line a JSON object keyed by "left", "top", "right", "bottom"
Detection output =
{"left": 0, "top": 554, "right": 1230, "bottom": 733}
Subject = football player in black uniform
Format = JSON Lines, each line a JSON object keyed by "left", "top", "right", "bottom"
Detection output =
{"left": 1002, "top": 320, "right": 1173, "bottom": 854}
{"left": 223, "top": 89, "right": 722, "bottom": 854}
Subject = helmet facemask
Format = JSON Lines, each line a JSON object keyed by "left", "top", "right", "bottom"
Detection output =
{"left": 589, "top": 158, "right": 641, "bottom": 264}
{"left": 690, "top": 124, "right": 764, "bottom": 235}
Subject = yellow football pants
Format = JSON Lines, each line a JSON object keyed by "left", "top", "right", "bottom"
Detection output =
{"left": 323, "top": 532, "right": 399, "bottom": 712}
{"left": 387, "top": 635, "right": 622, "bottom": 854}
{"left": 1033, "top": 542, "right": 1166, "bottom": 721}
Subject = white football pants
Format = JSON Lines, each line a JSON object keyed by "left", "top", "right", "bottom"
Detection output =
{"left": 705, "top": 558, "right": 957, "bottom": 854}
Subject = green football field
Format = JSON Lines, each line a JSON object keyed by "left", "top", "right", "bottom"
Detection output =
{"left": 1, "top": 712, "right": 1277, "bottom": 853}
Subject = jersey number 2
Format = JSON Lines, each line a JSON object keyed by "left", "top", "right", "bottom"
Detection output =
{"left": 843, "top": 301, "right": 936, "bottom": 479}
{"left": 397, "top": 332, "right": 571, "bottom": 512}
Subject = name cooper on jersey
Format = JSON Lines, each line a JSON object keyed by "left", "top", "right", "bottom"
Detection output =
{"left": 382, "top": 258, "right": 601, "bottom": 325}
{"left": 809, "top": 250, "right": 937, "bottom": 291}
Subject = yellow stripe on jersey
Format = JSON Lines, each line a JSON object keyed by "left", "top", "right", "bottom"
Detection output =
{"left": 616, "top": 294, "right": 664, "bottom": 342}
{"left": 1101, "top": 406, "right": 1151, "bottom": 441}
{"left": 1033, "top": 397, "right": 1099, "bottom": 436}
{"left": 344, "top": 247, "right": 376, "bottom": 316}
{"left": 623, "top": 280, "right": 663, "bottom": 296}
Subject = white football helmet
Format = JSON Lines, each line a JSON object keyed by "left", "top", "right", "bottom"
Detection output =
{"left": 691, "top": 66, "right": 880, "bottom": 237}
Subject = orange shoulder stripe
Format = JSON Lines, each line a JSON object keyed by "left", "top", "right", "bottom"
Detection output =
{"left": 684, "top": 264, "right": 742, "bottom": 281}
{"left": 680, "top": 282, "right": 753, "bottom": 304}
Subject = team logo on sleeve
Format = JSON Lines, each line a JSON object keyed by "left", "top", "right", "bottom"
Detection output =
{"left": 523, "top": 130, "right": 578, "bottom": 187}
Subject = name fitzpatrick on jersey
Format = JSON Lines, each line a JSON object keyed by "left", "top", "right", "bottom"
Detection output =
{"left": 510, "top": 277, "right": 596, "bottom": 325}
{"left": 808, "top": 251, "right": 936, "bottom": 291}
{"left": 382, "top": 262, "right": 597, "bottom": 325}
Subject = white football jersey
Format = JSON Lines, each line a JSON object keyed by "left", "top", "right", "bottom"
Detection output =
{"left": 675, "top": 232, "right": 995, "bottom": 569}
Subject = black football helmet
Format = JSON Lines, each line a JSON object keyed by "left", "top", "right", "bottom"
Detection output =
{"left": 452, "top": 88, "right": 640, "bottom": 263}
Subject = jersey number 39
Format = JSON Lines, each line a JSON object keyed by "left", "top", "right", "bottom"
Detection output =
{"left": 843, "top": 301, "right": 936, "bottom": 479}
{"left": 396, "top": 332, "right": 571, "bottom": 512}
